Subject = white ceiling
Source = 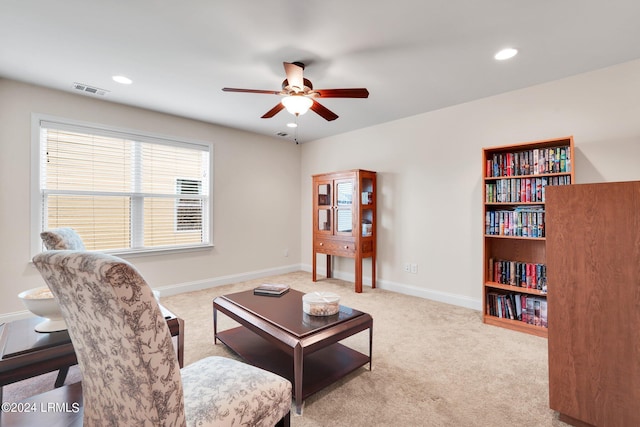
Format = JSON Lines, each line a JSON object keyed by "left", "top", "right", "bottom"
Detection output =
{"left": 2, "top": 1, "right": 640, "bottom": 143}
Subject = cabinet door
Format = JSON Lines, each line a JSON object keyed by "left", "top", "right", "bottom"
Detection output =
{"left": 360, "top": 175, "right": 375, "bottom": 237}
{"left": 315, "top": 180, "right": 333, "bottom": 234}
{"left": 335, "top": 179, "right": 354, "bottom": 235}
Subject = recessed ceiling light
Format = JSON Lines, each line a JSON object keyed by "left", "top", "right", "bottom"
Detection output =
{"left": 494, "top": 48, "right": 518, "bottom": 61}
{"left": 286, "top": 122, "right": 298, "bottom": 128}
{"left": 112, "top": 75, "right": 133, "bottom": 84}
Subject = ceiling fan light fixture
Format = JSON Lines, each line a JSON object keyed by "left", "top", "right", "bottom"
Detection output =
{"left": 281, "top": 95, "right": 313, "bottom": 116}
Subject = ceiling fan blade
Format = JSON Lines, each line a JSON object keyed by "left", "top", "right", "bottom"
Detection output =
{"left": 283, "top": 62, "right": 304, "bottom": 92}
{"left": 261, "top": 103, "right": 285, "bottom": 119}
{"left": 315, "top": 88, "right": 369, "bottom": 98}
{"left": 222, "top": 87, "right": 280, "bottom": 95}
{"left": 310, "top": 100, "right": 339, "bottom": 121}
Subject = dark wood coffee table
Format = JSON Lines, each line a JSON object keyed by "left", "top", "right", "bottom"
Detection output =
{"left": 213, "top": 289, "right": 373, "bottom": 414}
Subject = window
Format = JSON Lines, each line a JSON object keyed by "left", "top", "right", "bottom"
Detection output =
{"left": 32, "top": 115, "right": 212, "bottom": 255}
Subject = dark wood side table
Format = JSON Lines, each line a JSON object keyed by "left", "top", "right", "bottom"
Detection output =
{"left": 0, "top": 305, "right": 183, "bottom": 403}
{"left": 0, "top": 382, "right": 83, "bottom": 427}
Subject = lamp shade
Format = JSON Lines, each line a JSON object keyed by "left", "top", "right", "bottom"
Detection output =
{"left": 281, "top": 95, "right": 313, "bottom": 116}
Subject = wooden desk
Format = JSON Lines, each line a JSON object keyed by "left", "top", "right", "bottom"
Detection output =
{"left": 0, "top": 305, "right": 183, "bottom": 403}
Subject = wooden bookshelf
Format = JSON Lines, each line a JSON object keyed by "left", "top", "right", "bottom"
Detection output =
{"left": 482, "top": 136, "right": 575, "bottom": 337}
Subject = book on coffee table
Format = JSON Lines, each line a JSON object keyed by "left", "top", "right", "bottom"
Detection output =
{"left": 253, "top": 284, "right": 290, "bottom": 296}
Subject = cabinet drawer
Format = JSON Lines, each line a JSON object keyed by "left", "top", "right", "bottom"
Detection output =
{"left": 315, "top": 239, "right": 356, "bottom": 257}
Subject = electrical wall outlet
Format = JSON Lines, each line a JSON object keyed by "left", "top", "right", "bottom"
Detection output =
{"left": 284, "top": 248, "right": 289, "bottom": 257}
{"left": 404, "top": 263, "right": 418, "bottom": 273}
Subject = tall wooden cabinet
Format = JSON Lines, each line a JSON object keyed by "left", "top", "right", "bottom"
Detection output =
{"left": 482, "top": 137, "right": 574, "bottom": 337}
{"left": 312, "top": 169, "right": 376, "bottom": 293}
{"left": 546, "top": 181, "right": 640, "bottom": 427}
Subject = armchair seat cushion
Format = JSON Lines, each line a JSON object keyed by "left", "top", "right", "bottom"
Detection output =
{"left": 182, "top": 356, "right": 292, "bottom": 427}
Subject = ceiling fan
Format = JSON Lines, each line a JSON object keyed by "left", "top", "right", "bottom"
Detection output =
{"left": 222, "top": 62, "right": 369, "bottom": 121}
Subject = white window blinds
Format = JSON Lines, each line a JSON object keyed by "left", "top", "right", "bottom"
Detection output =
{"left": 35, "top": 117, "right": 212, "bottom": 254}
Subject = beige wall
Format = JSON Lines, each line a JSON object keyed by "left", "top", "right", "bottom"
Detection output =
{"left": 0, "top": 78, "right": 301, "bottom": 316}
{"left": 300, "top": 58, "right": 640, "bottom": 309}
{"left": 3, "top": 57, "right": 640, "bottom": 317}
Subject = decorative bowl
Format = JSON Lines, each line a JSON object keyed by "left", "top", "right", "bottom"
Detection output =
{"left": 18, "top": 286, "right": 67, "bottom": 333}
{"left": 303, "top": 291, "right": 340, "bottom": 316}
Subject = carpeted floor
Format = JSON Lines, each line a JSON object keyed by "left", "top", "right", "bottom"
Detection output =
{"left": 4, "top": 271, "right": 570, "bottom": 426}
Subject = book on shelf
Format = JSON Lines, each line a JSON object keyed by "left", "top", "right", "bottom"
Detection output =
{"left": 505, "top": 295, "right": 515, "bottom": 320}
{"left": 520, "top": 294, "right": 528, "bottom": 324}
{"left": 485, "top": 292, "right": 548, "bottom": 329}
{"left": 253, "top": 283, "right": 290, "bottom": 296}
{"left": 526, "top": 298, "right": 535, "bottom": 325}
{"left": 514, "top": 296, "right": 522, "bottom": 321}
{"left": 485, "top": 176, "right": 571, "bottom": 204}
{"left": 533, "top": 299, "right": 541, "bottom": 327}
{"left": 485, "top": 207, "right": 545, "bottom": 238}
{"left": 486, "top": 145, "right": 571, "bottom": 178}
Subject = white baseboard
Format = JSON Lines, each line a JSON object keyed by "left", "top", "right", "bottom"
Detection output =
{"left": 300, "top": 263, "right": 482, "bottom": 311}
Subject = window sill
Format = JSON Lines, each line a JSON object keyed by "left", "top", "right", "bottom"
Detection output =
{"left": 104, "top": 244, "right": 214, "bottom": 259}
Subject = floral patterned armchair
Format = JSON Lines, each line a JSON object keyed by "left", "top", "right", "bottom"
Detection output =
{"left": 32, "top": 250, "right": 292, "bottom": 426}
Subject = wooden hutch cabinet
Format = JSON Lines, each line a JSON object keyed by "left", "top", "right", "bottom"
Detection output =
{"left": 312, "top": 169, "right": 376, "bottom": 293}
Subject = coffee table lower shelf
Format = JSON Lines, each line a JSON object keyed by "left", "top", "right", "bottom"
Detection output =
{"left": 216, "top": 326, "right": 370, "bottom": 401}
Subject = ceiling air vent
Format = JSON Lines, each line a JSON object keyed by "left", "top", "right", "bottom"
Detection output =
{"left": 276, "top": 132, "right": 288, "bottom": 137}
{"left": 73, "top": 82, "right": 109, "bottom": 96}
